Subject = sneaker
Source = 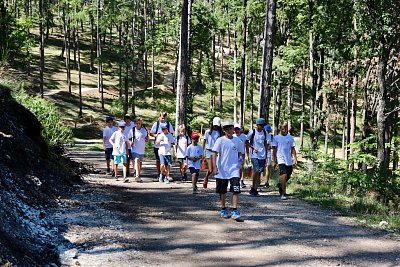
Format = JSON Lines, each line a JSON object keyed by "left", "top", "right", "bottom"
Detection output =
{"left": 240, "top": 180, "right": 247, "bottom": 188}
{"left": 159, "top": 174, "right": 164, "bottom": 183}
{"left": 249, "top": 187, "right": 260, "bottom": 197}
{"left": 123, "top": 178, "right": 129, "bottom": 183}
{"left": 106, "top": 168, "right": 111, "bottom": 175}
{"left": 231, "top": 210, "right": 241, "bottom": 220}
{"left": 277, "top": 183, "right": 283, "bottom": 196}
{"left": 264, "top": 182, "right": 270, "bottom": 188}
{"left": 203, "top": 178, "right": 208, "bottom": 189}
{"left": 134, "top": 176, "right": 142, "bottom": 183}
{"left": 164, "top": 176, "right": 170, "bottom": 184}
{"left": 281, "top": 194, "right": 287, "bottom": 200}
{"left": 115, "top": 177, "right": 120, "bottom": 181}
{"left": 220, "top": 209, "right": 229, "bottom": 219}
{"left": 192, "top": 185, "right": 198, "bottom": 194}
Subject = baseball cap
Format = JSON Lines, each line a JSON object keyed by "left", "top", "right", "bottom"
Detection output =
{"left": 160, "top": 122, "right": 168, "bottom": 129}
{"left": 234, "top": 123, "right": 241, "bottom": 129}
{"left": 212, "top": 117, "right": 221, "bottom": 126}
{"left": 118, "top": 121, "right": 126, "bottom": 127}
{"left": 124, "top": 114, "right": 131, "bottom": 120}
{"left": 256, "top": 118, "right": 266, "bottom": 125}
{"left": 191, "top": 132, "right": 200, "bottom": 139}
{"left": 264, "top": 124, "right": 272, "bottom": 131}
{"left": 221, "top": 119, "right": 234, "bottom": 127}
{"left": 105, "top": 116, "right": 113, "bottom": 122}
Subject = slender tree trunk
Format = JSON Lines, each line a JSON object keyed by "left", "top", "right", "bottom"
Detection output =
{"left": 233, "top": 31, "right": 238, "bottom": 123}
{"left": 76, "top": 12, "right": 82, "bottom": 118}
{"left": 118, "top": 24, "right": 122, "bottom": 97}
{"left": 144, "top": 0, "right": 148, "bottom": 90}
{"left": 39, "top": 0, "right": 44, "bottom": 98}
{"left": 300, "top": 61, "right": 305, "bottom": 150}
{"left": 258, "top": 0, "right": 276, "bottom": 119}
{"left": 218, "top": 34, "right": 224, "bottom": 110}
{"left": 361, "top": 63, "right": 372, "bottom": 172}
{"left": 349, "top": 57, "right": 358, "bottom": 170}
{"left": 67, "top": 15, "right": 71, "bottom": 93}
{"left": 89, "top": 13, "right": 94, "bottom": 72}
{"left": 97, "top": 0, "right": 104, "bottom": 111}
{"left": 239, "top": 0, "right": 247, "bottom": 128}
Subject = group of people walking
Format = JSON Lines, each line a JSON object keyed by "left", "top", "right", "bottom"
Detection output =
{"left": 102, "top": 110, "right": 297, "bottom": 221}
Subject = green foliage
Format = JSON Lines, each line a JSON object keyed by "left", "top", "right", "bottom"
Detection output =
{"left": 109, "top": 97, "right": 125, "bottom": 119}
{"left": 13, "top": 90, "right": 73, "bottom": 148}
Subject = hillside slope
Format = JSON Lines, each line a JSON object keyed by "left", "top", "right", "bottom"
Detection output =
{"left": 0, "top": 85, "right": 81, "bottom": 266}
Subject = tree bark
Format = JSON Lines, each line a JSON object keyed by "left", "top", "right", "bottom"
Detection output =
{"left": 239, "top": 0, "right": 247, "bottom": 128}
{"left": 233, "top": 31, "right": 238, "bottom": 123}
{"left": 300, "top": 61, "right": 305, "bottom": 150}
{"left": 39, "top": 0, "right": 44, "bottom": 98}
{"left": 76, "top": 11, "right": 82, "bottom": 118}
{"left": 218, "top": 34, "right": 224, "bottom": 110}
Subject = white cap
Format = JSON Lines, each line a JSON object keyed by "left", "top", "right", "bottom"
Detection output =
{"left": 221, "top": 120, "right": 234, "bottom": 127}
{"left": 118, "top": 121, "right": 126, "bottom": 127}
{"left": 234, "top": 123, "right": 241, "bottom": 129}
{"left": 212, "top": 117, "right": 221, "bottom": 126}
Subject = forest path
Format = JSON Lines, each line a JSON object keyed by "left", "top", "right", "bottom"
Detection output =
{"left": 54, "top": 141, "right": 400, "bottom": 266}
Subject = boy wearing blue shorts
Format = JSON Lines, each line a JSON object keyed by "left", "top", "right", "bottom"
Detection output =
{"left": 212, "top": 120, "right": 244, "bottom": 220}
{"left": 103, "top": 117, "right": 116, "bottom": 175}
{"left": 109, "top": 121, "right": 130, "bottom": 182}
{"left": 155, "top": 123, "right": 176, "bottom": 183}
{"left": 186, "top": 132, "right": 203, "bottom": 194}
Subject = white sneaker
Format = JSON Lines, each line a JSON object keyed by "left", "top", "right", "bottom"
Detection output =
{"left": 281, "top": 195, "right": 287, "bottom": 200}
{"left": 164, "top": 177, "right": 170, "bottom": 184}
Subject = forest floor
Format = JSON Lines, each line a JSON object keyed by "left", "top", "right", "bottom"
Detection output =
{"left": 50, "top": 140, "right": 400, "bottom": 267}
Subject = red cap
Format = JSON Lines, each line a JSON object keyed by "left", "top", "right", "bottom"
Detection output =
{"left": 191, "top": 132, "right": 200, "bottom": 139}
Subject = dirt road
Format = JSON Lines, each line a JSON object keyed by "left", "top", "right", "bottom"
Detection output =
{"left": 54, "top": 147, "right": 400, "bottom": 267}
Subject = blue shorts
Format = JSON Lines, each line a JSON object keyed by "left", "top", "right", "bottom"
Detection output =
{"left": 251, "top": 158, "right": 266, "bottom": 173}
{"left": 114, "top": 155, "right": 127, "bottom": 165}
{"left": 205, "top": 149, "right": 213, "bottom": 159}
{"left": 159, "top": 154, "right": 172, "bottom": 165}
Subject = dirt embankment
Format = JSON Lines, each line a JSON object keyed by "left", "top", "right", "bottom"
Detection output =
{"left": 0, "top": 85, "right": 82, "bottom": 266}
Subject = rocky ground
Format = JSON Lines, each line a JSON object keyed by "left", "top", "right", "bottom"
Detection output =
{"left": 52, "top": 143, "right": 400, "bottom": 267}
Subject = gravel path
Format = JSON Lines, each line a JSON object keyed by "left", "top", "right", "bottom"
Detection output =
{"left": 53, "top": 147, "right": 400, "bottom": 267}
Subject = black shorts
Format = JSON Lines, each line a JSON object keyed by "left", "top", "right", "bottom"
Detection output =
{"left": 189, "top": 167, "right": 200, "bottom": 176}
{"left": 154, "top": 147, "right": 160, "bottom": 160}
{"left": 216, "top": 178, "right": 241, "bottom": 194}
{"left": 105, "top": 148, "right": 113, "bottom": 160}
{"left": 279, "top": 164, "right": 293, "bottom": 176}
{"left": 127, "top": 149, "right": 133, "bottom": 160}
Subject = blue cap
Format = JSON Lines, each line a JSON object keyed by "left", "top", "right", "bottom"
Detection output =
{"left": 256, "top": 118, "right": 266, "bottom": 125}
{"left": 264, "top": 124, "right": 272, "bottom": 131}
{"left": 160, "top": 122, "right": 168, "bottom": 129}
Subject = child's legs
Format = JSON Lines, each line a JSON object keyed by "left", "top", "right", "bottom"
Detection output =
{"left": 154, "top": 147, "right": 160, "bottom": 175}
{"left": 166, "top": 164, "right": 170, "bottom": 176}
{"left": 121, "top": 155, "right": 128, "bottom": 177}
{"left": 220, "top": 193, "right": 226, "bottom": 208}
{"left": 281, "top": 173, "right": 288, "bottom": 194}
{"left": 165, "top": 155, "right": 172, "bottom": 176}
{"left": 216, "top": 179, "right": 229, "bottom": 208}
{"left": 205, "top": 158, "right": 213, "bottom": 179}
{"left": 264, "top": 165, "right": 270, "bottom": 184}
{"left": 232, "top": 193, "right": 239, "bottom": 208}
{"left": 229, "top": 178, "right": 241, "bottom": 208}
{"left": 179, "top": 161, "right": 184, "bottom": 175}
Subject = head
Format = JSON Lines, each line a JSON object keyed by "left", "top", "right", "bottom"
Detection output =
{"left": 106, "top": 116, "right": 113, "bottom": 127}
{"left": 264, "top": 124, "right": 272, "bottom": 133}
{"left": 255, "top": 118, "right": 266, "bottom": 131}
{"left": 160, "top": 122, "right": 169, "bottom": 134}
{"left": 118, "top": 121, "right": 126, "bottom": 132}
{"left": 178, "top": 124, "right": 186, "bottom": 135}
{"left": 234, "top": 123, "right": 241, "bottom": 135}
{"left": 212, "top": 117, "right": 221, "bottom": 130}
{"left": 134, "top": 117, "right": 143, "bottom": 129}
{"left": 124, "top": 114, "right": 131, "bottom": 125}
{"left": 221, "top": 120, "right": 234, "bottom": 138}
{"left": 159, "top": 110, "right": 168, "bottom": 123}
{"left": 279, "top": 122, "right": 288, "bottom": 136}
{"left": 191, "top": 132, "right": 200, "bottom": 145}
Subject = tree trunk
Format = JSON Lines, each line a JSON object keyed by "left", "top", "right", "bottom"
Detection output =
{"left": 123, "top": 23, "right": 129, "bottom": 115}
{"left": 39, "top": 0, "right": 44, "bottom": 98}
{"left": 144, "top": 0, "right": 148, "bottom": 90}
{"left": 361, "top": 63, "right": 372, "bottom": 172}
{"left": 233, "top": 31, "right": 238, "bottom": 123}
{"left": 76, "top": 12, "right": 82, "bottom": 118}
{"left": 349, "top": 58, "right": 358, "bottom": 170}
{"left": 218, "top": 34, "right": 224, "bottom": 110}
{"left": 300, "top": 61, "right": 305, "bottom": 150}
{"left": 175, "top": 0, "right": 189, "bottom": 129}
{"left": 96, "top": 0, "right": 104, "bottom": 111}
{"left": 118, "top": 24, "right": 122, "bottom": 97}
{"left": 258, "top": 0, "right": 276, "bottom": 120}
{"left": 89, "top": 13, "right": 94, "bottom": 72}
{"left": 239, "top": 0, "right": 247, "bottom": 128}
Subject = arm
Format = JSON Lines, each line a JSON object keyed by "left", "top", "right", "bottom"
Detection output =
{"left": 155, "top": 135, "right": 162, "bottom": 146}
{"left": 212, "top": 151, "right": 218, "bottom": 175}
{"left": 103, "top": 136, "right": 107, "bottom": 150}
{"left": 272, "top": 146, "right": 277, "bottom": 168}
{"left": 292, "top": 147, "right": 298, "bottom": 165}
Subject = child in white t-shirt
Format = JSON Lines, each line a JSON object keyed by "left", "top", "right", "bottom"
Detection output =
{"left": 185, "top": 132, "right": 203, "bottom": 194}
{"left": 109, "top": 121, "right": 129, "bottom": 182}
{"left": 212, "top": 120, "right": 244, "bottom": 221}
{"left": 155, "top": 123, "right": 176, "bottom": 183}
{"left": 202, "top": 117, "right": 222, "bottom": 188}
{"left": 233, "top": 123, "right": 247, "bottom": 188}
{"left": 271, "top": 122, "right": 297, "bottom": 200}
{"left": 130, "top": 117, "right": 149, "bottom": 182}
{"left": 176, "top": 124, "right": 191, "bottom": 182}
{"left": 123, "top": 114, "right": 135, "bottom": 176}
{"left": 103, "top": 117, "right": 117, "bottom": 175}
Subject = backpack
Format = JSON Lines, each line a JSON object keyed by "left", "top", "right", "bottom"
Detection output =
{"left": 249, "top": 128, "right": 267, "bottom": 153}
{"left": 131, "top": 126, "right": 148, "bottom": 143}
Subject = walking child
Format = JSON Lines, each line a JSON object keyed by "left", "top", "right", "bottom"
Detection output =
{"left": 272, "top": 122, "right": 297, "bottom": 200}
{"left": 233, "top": 123, "right": 247, "bottom": 188}
{"left": 176, "top": 124, "right": 191, "bottom": 181}
{"left": 109, "top": 121, "right": 129, "bottom": 182}
{"left": 123, "top": 114, "right": 134, "bottom": 176}
{"left": 212, "top": 120, "right": 244, "bottom": 221}
{"left": 103, "top": 116, "right": 117, "bottom": 175}
{"left": 155, "top": 122, "right": 176, "bottom": 183}
{"left": 202, "top": 117, "right": 222, "bottom": 188}
{"left": 130, "top": 117, "right": 149, "bottom": 182}
{"left": 185, "top": 132, "right": 203, "bottom": 194}
{"left": 263, "top": 124, "right": 273, "bottom": 188}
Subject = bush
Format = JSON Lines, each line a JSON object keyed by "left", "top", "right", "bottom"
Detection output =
{"left": 13, "top": 90, "right": 73, "bottom": 148}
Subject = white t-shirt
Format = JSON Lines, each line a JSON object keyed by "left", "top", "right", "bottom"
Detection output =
{"left": 131, "top": 127, "right": 148, "bottom": 154}
{"left": 150, "top": 121, "right": 174, "bottom": 148}
{"left": 233, "top": 133, "right": 247, "bottom": 155}
{"left": 103, "top": 126, "right": 117, "bottom": 148}
{"left": 124, "top": 122, "right": 135, "bottom": 149}
{"left": 212, "top": 136, "right": 244, "bottom": 179}
{"left": 267, "top": 133, "right": 273, "bottom": 158}
{"left": 176, "top": 135, "right": 191, "bottom": 159}
{"left": 271, "top": 134, "right": 295, "bottom": 165}
{"left": 156, "top": 132, "right": 175, "bottom": 156}
{"left": 204, "top": 129, "right": 221, "bottom": 150}
{"left": 109, "top": 131, "right": 128, "bottom": 156}
{"left": 246, "top": 129, "right": 268, "bottom": 160}
{"left": 186, "top": 144, "right": 204, "bottom": 169}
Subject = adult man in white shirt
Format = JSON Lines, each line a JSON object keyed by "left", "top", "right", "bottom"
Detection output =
{"left": 272, "top": 122, "right": 297, "bottom": 200}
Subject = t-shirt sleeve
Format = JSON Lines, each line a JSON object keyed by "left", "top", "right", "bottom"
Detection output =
{"left": 169, "top": 123, "right": 174, "bottom": 134}
{"left": 150, "top": 122, "right": 157, "bottom": 134}
{"left": 128, "top": 129, "right": 133, "bottom": 139}
{"left": 291, "top": 136, "right": 296, "bottom": 147}
{"left": 109, "top": 132, "right": 116, "bottom": 143}
{"left": 246, "top": 130, "right": 253, "bottom": 141}
{"left": 237, "top": 138, "right": 245, "bottom": 154}
{"left": 271, "top": 136, "right": 278, "bottom": 147}
{"left": 185, "top": 147, "right": 190, "bottom": 157}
